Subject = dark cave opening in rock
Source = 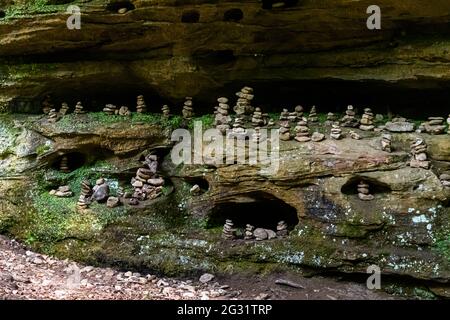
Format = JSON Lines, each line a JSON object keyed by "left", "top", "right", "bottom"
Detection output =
{"left": 185, "top": 177, "right": 209, "bottom": 192}
{"left": 51, "top": 152, "right": 87, "bottom": 172}
{"left": 181, "top": 10, "right": 200, "bottom": 23}
{"left": 106, "top": 1, "right": 135, "bottom": 13}
{"left": 0, "top": 11, "right": 6, "bottom": 19}
{"left": 207, "top": 192, "right": 298, "bottom": 230}
{"left": 341, "top": 177, "right": 392, "bottom": 196}
{"left": 262, "top": 0, "right": 299, "bottom": 9}
{"left": 223, "top": 9, "right": 243, "bottom": 22}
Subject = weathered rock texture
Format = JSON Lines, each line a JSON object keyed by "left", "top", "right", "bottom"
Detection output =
{"left": 2, "top": 1, "right": 450, "bottom": 115}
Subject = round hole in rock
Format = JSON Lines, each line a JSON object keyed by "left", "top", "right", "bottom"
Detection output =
{"left": 181, "top": 10, "right": 200, "bottom": 23}
{"left": 224, "top": 8, "right": 243, "bottom": 22}
{"left": 185, "top": 177, "right": 209, "bottom": 192}
{"left": 207, "top": 192, "right": 298, "bottom": 230}
{"left": 341, "top": 177, "right": 392, "bottom": 195}
{"left": 0, "top": 11, "right": 6, "bottom": 19}
{"left": 106, "top": 1, "right": 135, "bottom": 12}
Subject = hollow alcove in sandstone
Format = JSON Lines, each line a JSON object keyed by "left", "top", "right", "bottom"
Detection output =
{"left": 207, "top": 192, "right": 298, "bottom": 230}
{"left": 341, "top": 177, "right": 392, "bottom": 196}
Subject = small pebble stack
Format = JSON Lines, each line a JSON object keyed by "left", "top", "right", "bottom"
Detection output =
{"left": 222, "top": 219, "right": 236, "bottom": 240}
{"left": 330, "top": 122, "right": 343, "bottom": 140}
{"left": 276, "top": 221, "right": 288, "bottom": 237}
{"left": 74, "top": 102, "right": 85, "bottom": 114}
{"left": 349, "top": 130, "right": 361, "bottom": 140}
{"left": 244, "top": 224, "right": 255, "bottom": 240}
{"left": 294, "top": 118, "right": 311, "bottom": 142}
{"left": 251, "top": 107, "right": 265, "bottom": 127}
{"left": 47, "top": 109, "right": 59, "bottom": 123}
{"left": 59, "top": 102, "right": 69, "bottom": 116}
{"left": 215, "top": 97, "right": 232, "bottom": 134}
{"left": 358, "top": 181, "right": 374, "bottom": 201}
{"left": 182, "top": 97, "right": 194, "bottom": 120}
{"left": 359, "top": 108, "right": 375, "bottom": 131}
{"left": 279, "top": 122, "right": 292, "bottom": 141}
{"left": 136, "top": 95, "right": 147, "bottom": 113}
{"left": 410, "top": 138, "right": 430, "bottom": 169}
{"left": 59, "top": 155, "right": 70, "bottom": 173}
{"left": 161, "top": 105, "right": 170, "bottom": 118}
{"left": 421, "top": 117, "right": 446, "bottom": 135}
{"left": 308, "top": 106, "right": 318, "bottom": 123}
{"left": 381, "top": 133, "right": 392, "bottom": 152}
{"left": 103, "top": 104, "right": 117, "bottom": 115}
{"left": 341, "top": 105, "right": 359, "bottom": 127}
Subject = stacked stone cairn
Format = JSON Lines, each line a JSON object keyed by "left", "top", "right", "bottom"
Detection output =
{"left": 234, "top": 86, "right": 254, "bottom": 116}
{"left": 325, "top": 112, "right": 337, "bottom": 126}
{"left": 381, "top": 133, "right": 392, "bottom": 152}
{"left": 59, "top": 155, "right": 70, "bottom": 173}
{"left": 244, "top": 224, "right": 255, "bottom": 240}
{"left": 228, "top": 115, "right": 247, "bottom": 139}
{"left": 294, "top": 117, "right": 311, "bottom": 142}
{"left": 279, "top": 109, "right": 290, "bottom": 126}
{"left": 118, "top": 106, "right": 131, "bottom": 116}
{"left": 182, "top": 97, "right": 194, "bottom": 120}
{"left": 420, "top": 117, "right": 446, "bottom": 135}
{"left": 42, "top": 95, "right": 53, "bottom": 114}
{"left": 47, "top": 109, "right": 59, "bottom": 123}
{"left": 215, "top": 97, "right": 232, "bottom": 134}
{"left": 311, "top": 131, "right": 325, "bottom": 142}
{"left": 251, "top": 107, "right": 265, "bottom": 127}
{"left": 77, "top": 179, "right": 92, "bottom": 210}
{"left": 279, "top": 121, "right": 292, "bottom": 141}
{"left": 276, "top": 221, "right": 288, "bottom": 237}
{"left": 330, "top": 122, "right": 343, "bottom": 140}
{"left": 103, "top": 104, "right": 117, "bottom": 115}
{"left": 358, "top": 181, "right": 374, "bottom": 201}
{"left": 308, "top": 106, "right": 318, "bottom": 123}
{"left": 74, "top": 101, "right": 85, "bottom": 114}
{"left": 222, "top": 219, "right": 236, "bottom": 240}
{"left": 288, "top": 106, "right": 302, "bottom": 123}
{"left": 130, "top": 154, "right": 164, "bottom": 203}
{"left": 349, "top": 130, "right": 361, "bottom": 140}
{"left": 161, "top": 105, "right": 170, "bottom": 118}
{"left": 440, "top": 173, "right": 450, "bottom": 187}
{"left": 341, "top": 105, "right": 359, "bottom": 127}
{"left": 59, "top": 102, "right": 70, "bottom": 116}
{"left": 50, "top": 185, "right": 73, "bottom": 198}
{"left": 136, "top": 95, "right": 147, "bottom": 113}
{"left": 447, "top": 115, "right": 450, "bottom": 134}
{"left": 92, "top": 178, "right": 110, "bottom": 203}
{"left": 359, "top": 108, "right": 375, "bottom": 131}
{"left": 410, "top": 138, "right": 430, "bottom": 169}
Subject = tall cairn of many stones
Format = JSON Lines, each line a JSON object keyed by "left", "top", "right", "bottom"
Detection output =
{"left": 234, "top": 87, "right": 254, "bottom": 116}
{"left": 308, "top": 106, "right": 318, "bottom": 123}
{"left": 161, "top": 105, "right": 170, "bottom": 118}
{"left": 341, "top": 105, "right": 359, "bottom": 127}
{"left": 215, "top": 97, "right": 232, "bottom": 135}
{"left": 279, "top": 108, "right": 290, "bottom": 127}
{"left": 42, "top": 95, "right": 53, "bottom": 114}
{"left": 59, "top": 155, "right": 70, "bottom": 173}
{"left": 294, "top": 117, "right": 311, "bottom": 142}
{"left": 279, "top": 122, "right": 292, "bottom": 141}
{"left": 131, "top": 154, "right": 164, "bottom": 203}
{"left": 182, "top": 97, "right": 195, "bottom": 120}
{"left": 222, "top": 219, "right": 236, "bottom": 240}
{"left": 59, "top": 102, "right": 70, "bottom": 116}
{"left": 77, "top": 179, "right": 93, "bottom": 210}
{"left": 251, "top": 107, "right": 265, "bottom": 127}
{"left": 136, "top": 95, "right": 147, "bottom": 113}
{"left": 74, "top": 101, "right": 85, "bottom": 114}
{"left": 359, "top": 108, "right": 375, "bottom": 131}
{"left": 410, "top": 138, "right": 430, "bottom": 169}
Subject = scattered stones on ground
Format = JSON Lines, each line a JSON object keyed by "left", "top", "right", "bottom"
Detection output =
{"left": 410, "top": 138, "right": 430, "bottom": 169}
{"left": 50, "top": 185, "right": 73, "bottom": 198}
{"left": 222, "top": 219, "right": 236, "bottom": 240}
{"left": 358, "top": 181, "right": 374, "bottom": 201}
{"left": 136, "top": 95, "right": 147, "bottom": 113}
{"left": 341, "top": 105, "right": 359, "bottom": 127}
{"left": 330, "top": 122, "right": 343, "bottom": 140}
{"left": 381, "top": 133, "right": 392, "bottom": 152}
{"left": 359, "top": 108, "right": 375, "bottom": 131}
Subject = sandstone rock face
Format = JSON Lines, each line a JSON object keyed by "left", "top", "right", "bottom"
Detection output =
{"left": 2, "top": 1, "right": 450, "bottom": 113}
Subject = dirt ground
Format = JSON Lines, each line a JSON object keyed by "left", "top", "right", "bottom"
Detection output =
{"left": 0, "top": 235, "right": 398, "bottom": 300}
